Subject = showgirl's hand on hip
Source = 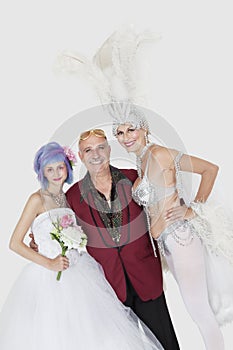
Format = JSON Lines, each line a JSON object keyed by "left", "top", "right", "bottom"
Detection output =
{"left": 49, "top": 255, "right": 70, "bottom": 272}
{"left": 165, "top": 205, "right": 193, "bottom": 223}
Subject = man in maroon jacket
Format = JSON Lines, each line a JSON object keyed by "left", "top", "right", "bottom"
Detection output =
{"left": 65, "top": 129, "right": 180, "bottom": 350}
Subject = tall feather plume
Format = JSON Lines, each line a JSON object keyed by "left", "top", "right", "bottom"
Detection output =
{"left": 93, "top": 27, "right": 161, "bottom": 105}
{"left": 56, "top": 50, "right": 111, "bottom": 104}
{"left": 56, "top": 26, "right": 161, "bottom": 106}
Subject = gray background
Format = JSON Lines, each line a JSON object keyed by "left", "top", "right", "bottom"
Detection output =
{"left": 1, "top": 1, "right": 233, "bottom": 348}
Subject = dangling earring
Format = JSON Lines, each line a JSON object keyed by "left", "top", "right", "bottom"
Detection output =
{"left": 144, "top": 132, "right": 149, "bottom": 145}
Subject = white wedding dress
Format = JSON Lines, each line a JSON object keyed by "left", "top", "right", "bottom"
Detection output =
{"left": 0, "top": 207, "right": 163, "bottom": 350}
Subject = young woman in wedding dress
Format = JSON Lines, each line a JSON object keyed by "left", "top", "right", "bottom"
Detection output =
{"left": 0, "top": 141, "right": 164, "bottom": 350}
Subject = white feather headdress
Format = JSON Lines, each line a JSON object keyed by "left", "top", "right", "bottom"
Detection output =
{"left": 56, "top": 26, "right": 161, "bottom": 134}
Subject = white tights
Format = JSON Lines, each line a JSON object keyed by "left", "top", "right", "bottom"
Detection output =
{"left": 164, "top": 225, "right": 225, "bottom": 350}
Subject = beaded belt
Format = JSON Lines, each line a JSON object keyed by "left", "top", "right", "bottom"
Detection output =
{"left": 156, "top": 220, "right": 195, "bottom": 256}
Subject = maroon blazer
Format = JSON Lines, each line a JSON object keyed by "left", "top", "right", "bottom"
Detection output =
{"left": 66, "top": 166, "right": 163, "bottom": 303}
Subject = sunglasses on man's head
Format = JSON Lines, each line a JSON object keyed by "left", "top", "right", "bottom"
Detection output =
{"left": 79, "top": 129, "right": 107, "bottom": 142}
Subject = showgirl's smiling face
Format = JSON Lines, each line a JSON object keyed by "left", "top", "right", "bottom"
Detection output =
{"left": 116, "top": 123, "right": 147, "bottom": 154}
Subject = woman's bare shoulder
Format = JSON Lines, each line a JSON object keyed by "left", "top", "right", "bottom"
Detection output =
{"left": 150, "top": 145, "right": 178, "bottom": 161}
{"left": 26, "top": 190, "right": 43, "bottom": 207}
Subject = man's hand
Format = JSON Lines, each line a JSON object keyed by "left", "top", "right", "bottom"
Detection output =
{"left": 29, "top": 233, "right": 39, "bottom": 252}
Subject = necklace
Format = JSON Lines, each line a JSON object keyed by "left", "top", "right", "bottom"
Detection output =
{"left": 46, "top": 189, "right": 67, "bottom": 208}
{"left": 136, "top": 144, "right": 151, "bottom": 178}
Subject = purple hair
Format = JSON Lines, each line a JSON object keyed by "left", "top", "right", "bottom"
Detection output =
{"left": 33, "top": 142, "right": 73, "bottom": 189}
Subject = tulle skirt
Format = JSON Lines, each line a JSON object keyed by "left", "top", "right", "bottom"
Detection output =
{"left": 0, "top": 252, "right": 163, "bottom": 350}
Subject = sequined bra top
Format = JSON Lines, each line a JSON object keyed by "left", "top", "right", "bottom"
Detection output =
{"left": 132, "top": 151, "right": 183, "bottom": 207}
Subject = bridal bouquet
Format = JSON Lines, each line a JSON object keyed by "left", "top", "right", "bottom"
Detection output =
{"left": 50, "top": 214, "right": 88, "bottom": 281}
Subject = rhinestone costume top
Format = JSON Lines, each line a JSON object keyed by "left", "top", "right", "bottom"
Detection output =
{"left": 132, "top": 152, "right": 184, "bottom": 207}
{"left": 132, "top": 150, "right": 184, "bottom": 257}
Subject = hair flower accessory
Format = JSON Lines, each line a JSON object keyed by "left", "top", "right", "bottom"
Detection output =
{"left": 63, "top": 146, "right": 77, "bottom": 169}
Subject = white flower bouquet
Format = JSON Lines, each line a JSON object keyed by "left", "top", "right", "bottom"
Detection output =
{"left": 50, "top": 214, "right": 88, "bottom": 280}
